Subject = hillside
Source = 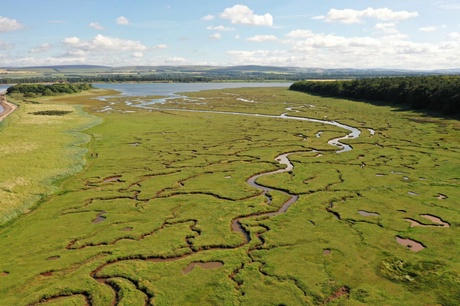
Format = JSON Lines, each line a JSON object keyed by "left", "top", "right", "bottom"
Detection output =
{"left": 1, "top": 65, "right": 460, "bottom": 84}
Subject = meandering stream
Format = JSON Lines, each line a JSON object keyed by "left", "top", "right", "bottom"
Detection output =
{"left": 154, "top": 108, "right": 361, "bottom": 242}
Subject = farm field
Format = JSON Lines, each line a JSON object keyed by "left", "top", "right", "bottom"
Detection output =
{"left": 0, "top": 85, "right": 459, "bottom": 305}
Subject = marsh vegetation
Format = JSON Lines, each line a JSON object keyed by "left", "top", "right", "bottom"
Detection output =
{"left": 0, "top": 84, "right": 459, "bottom": 305}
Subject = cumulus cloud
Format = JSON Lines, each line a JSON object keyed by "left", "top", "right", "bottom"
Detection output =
{"left": 220, "top": 5, "right": 273, "bottom": 26}
{"left": 153, "top": 44, "right": 168, "bottom": 49}
{"left": 0, "top": 16, "right": 24, "bottom": 32}
{"left": 209, "top": 33, "right": 222, "bottom": 40}
{"left": 202, "top": 15, "right": 215, "bottom": 21}
{"left": 163, "top": 57, "right": 188, "bottom": 64}
{"left": 89, "top": 22, "right": 104, "bottom": 30}
{"left": 132, "top": 52, "right": 143, "bottom": 58}
{"left": 116, "top": 16, "right": 129, "bottom": 25}
{"left": 63, "top": 34, "right": 146, "bottom": 52}
{"left": 448, "top": 32, "right": 460, "bottom": 40}
{"left": 314, "top": 8, "right": 418, "bottom": 24}
{"left": 285, "top": 29, "right": 314, "bottom": 38}
{"left": 63, "top": 37, "right": 81, "bottom": 44}
{"left": 419, "top": 25, "right": 447, "bottom": 32}
{"left": 206, "top": 25, "right": 235, "bottom": 31}
{"left": 375, "top": 23, "right": 399, "bottom": 35}
{"left": 247, "top": 35, "right": 278, "bottom": 42}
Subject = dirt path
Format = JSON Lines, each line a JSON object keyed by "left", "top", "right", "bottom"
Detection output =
{"left": 0, "top": 93, "right": 17, "bottom": 122}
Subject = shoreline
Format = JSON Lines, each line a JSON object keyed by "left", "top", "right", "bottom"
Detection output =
{"left": 0, "top": 93, "right": 17, "bottom": 122}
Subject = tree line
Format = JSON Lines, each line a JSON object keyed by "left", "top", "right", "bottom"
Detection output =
{"left": 289, "top": 76, "right": 460, "bottom": 116}
{"left": 6, "top": 83, "right": 93, "bottom": 98}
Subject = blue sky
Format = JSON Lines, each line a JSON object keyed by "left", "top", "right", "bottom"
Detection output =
{"left": 1, "top": 0, "right": 460, "bottom": 69}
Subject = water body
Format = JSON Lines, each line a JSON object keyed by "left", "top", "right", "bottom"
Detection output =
{"left": 0, "top": 85, "right": 11, "bottom": 93}
{"left": 95, "top": 82, "right": 291, "bottom": 104}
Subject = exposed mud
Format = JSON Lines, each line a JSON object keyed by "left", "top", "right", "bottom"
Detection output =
{"left": 395, "top": 236, "right": 425, "bottom": 252}
{"left": 92, "top": 211, "right": 107, "bottom": 224}
{"left": 405, "top": 214, "right": 450, "bottom": 228}
{"left": 46, "top": 256, "right": 60, "bottom": 261}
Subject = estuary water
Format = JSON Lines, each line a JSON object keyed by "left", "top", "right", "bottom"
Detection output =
{"left": 94, "top": 82, "right": 291, "bottom": 103}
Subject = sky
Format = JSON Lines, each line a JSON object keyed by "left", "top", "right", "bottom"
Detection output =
{"left": 1, "top": 0, "right": 460, "bottom": 69}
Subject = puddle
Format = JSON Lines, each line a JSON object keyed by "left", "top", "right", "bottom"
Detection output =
{"left": 225, "top": 176, "right": 232, "bottom": 179}
{"left": 129, "top": 142, "right": 141, "bottom": 146}
{"left": 323, "top": 249, "right": 331, "bottom": 255}
{"left": 182, "top": 261, "right": 224, "bottom": 274}
{"left": 315, "top": 131, "right": 323, "bottom": 138}
{"left": 358, "top": 210, "right": 380, "bottom": 217}
{"left": 408, "top": 191, "right": 419, "bottom": 196}
{"left": 436, "top": 194, "right": 447, "bottom": 200}
{"left": 395, "top": 236, "right": 425, "bottom": 252}
{"left": 46, "top": 256, "right": 60, "bottom": 261}
{"left": 93, "top": 212, "right": 107, "bottom": 224}
{"left": 376, "top": 174, "right": 386, "bottom": 177}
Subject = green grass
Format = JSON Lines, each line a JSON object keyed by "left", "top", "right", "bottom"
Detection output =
{"left": 0, "top": 86, "right": 459, "bottom": 305}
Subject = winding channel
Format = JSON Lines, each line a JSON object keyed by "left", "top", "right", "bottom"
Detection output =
{"left": 157, "top": 108, "right": 362, "bottom": 243}
{"left": 41, "top": 108, "right": 363, "bottom": 305}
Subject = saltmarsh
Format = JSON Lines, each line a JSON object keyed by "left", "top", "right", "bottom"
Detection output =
{"left": 0, "top": 85, "right": 459, "bottom": 305}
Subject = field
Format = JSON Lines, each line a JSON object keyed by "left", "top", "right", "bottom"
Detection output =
{"left": 0, "top": 85, "right": 459, "bottom": 305}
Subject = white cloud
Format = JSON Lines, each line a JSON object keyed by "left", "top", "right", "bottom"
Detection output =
{"left": 206, "top": 25, "right": 235, "bottom": 31}
{"left": 153, "top": 44, "right": 168, "bottom": 49}
{"left": 30, "top": 43, "right": 52, "bottom": 53}
{"left": 419, "top": 25, "right": 447, "bottom": 32}
{"left": 375, "top": 23, "right": 399, "bottom": 35}
{"left": 448, "top": 32, "right": 460, "bottom": 40}
{"left": 132, "top": 52, "right": 144, "bottom": 58}
{"left": 247, "top": 35, "right": 278, "bottom": 42}
{"left": 63, "top": 34, "right": 146, "bottom": 52}
{"left": 315, "top": 8, "right": 418, "bottom": 24}
{"left": 420, "top": 26, "right": 437, "bottom": 32}
{"left": 89, "top": 22, "right": 104, "bottom": 30}
{"left": 116, "top": 16, "right": 129, "bottom": 25}
{"left": 285, "top": 29, "right": 314, "bottom": 38}
{"left": 220, "top": 5, "right": 273, "bottom": 26}
{"left": 0, "top": 16, "right": 24, "bottom": 32}
{"left": 164, "top": 57, "right": 188, "bottom": 64}
{"left": 202, "top": 15, "right": 215, "bottom": 21}
{"left": 209, "top": 33, "right": 222, "bottom": 40}
{"left": 63, "top": 37, "right": 81, "bottom": 44}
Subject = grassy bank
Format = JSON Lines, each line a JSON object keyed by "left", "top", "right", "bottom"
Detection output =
{"left": 0, "top": 89, "right": 114, "bottom": 225}
{"left": 0, "top": 86, "right": 459, "bottom": 305}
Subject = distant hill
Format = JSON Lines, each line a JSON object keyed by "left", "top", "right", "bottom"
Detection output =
{"left": 1, "top": 64, "right": 459, "bottom": 84}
